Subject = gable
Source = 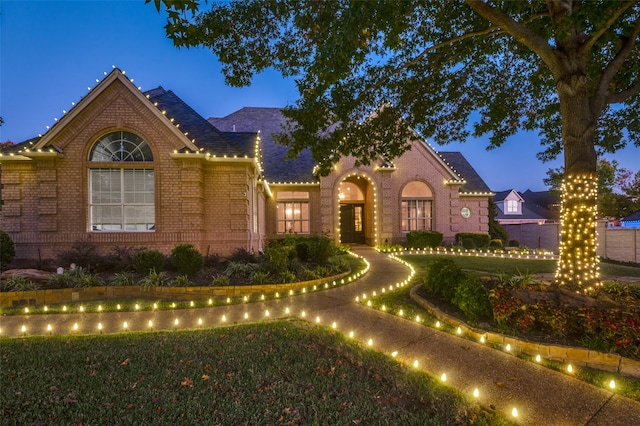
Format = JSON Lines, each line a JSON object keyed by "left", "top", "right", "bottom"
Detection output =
{"left": 31, "top": 68, "right": 198, "bottom": 155}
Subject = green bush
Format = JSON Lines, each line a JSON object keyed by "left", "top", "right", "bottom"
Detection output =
{"left": 0, "top": 230, "right": 16, "bottom": 270}
{"left": 265, "top": 245, "right": 291, "bottom": 274}
{"left": 279, "top": 271, "right": 296, "bottom": 283}
{"left": 133, "top": 249, "right": 165, "bottom": 274}
{"left": 139, "top": 269, "right": 170, "bottom": 288}
{"left": 423, "top": 257, "right": 466, "bottom": 301}
{"left": 108, "top": 272, "right": 135, "bottom": 286}
{"left": 508, "top": 239, "right": 520, "bottom": 247}
{"left": 406, "top": 231, "right": 443, "bottom": 249}
{"left": 1, "top": 276, "right": 40, "bottom": 292}
{"left": 452, "top": 276, "right": 492, "bottom": 320}
{"left": 308, "top": 235, "right": 334, "bottom": 265}
{"left": 171, "top": 275, "right": 192, "bottom": 287}
{"left": 211, "top": 274, "right": 230, "bottom": 286}
{"left": 170, "top": 244, "right": 204, "bottom": 276}
{"left": 455, "top": 233, "right": 490, "bottom": 249}
{"left": 489, "top": 239, "right": 503, "bottom": 249}
{"left": 251, "top": 271, "right": 270, "bottom": 285}
{"left": 47, "top": 267, "right": 103, "bottom": 289}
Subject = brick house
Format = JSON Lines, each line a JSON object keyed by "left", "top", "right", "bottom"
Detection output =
{"left": 0, "top": 68, "right": 492, "bottom": 261}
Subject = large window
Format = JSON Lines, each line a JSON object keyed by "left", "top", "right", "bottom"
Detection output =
{"left": 401, "top": 181, "right": 433, "bottom": 232}
{"left": 89, "top": 132, "right": 154, "bottom": 231}
{"left": 276, "top": 191, "right": 309, "bottom": 234}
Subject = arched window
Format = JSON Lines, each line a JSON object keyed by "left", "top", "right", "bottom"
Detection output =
{"left": 401, "top": 181, "right": 433, "bottom": 232}
{"left": 88, "top": 131, "right": 155, "bottom": 231}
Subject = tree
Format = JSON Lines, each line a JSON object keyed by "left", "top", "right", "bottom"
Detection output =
{"left": 149, "top": 1, "right": 640, "bottom": 291}
{"left": 545, "top": 159, "right": 638, "bottom": 218}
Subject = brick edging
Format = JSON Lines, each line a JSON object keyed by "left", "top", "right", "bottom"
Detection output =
{"left": 409, "top": 285, "right": 640, "bottom": 379}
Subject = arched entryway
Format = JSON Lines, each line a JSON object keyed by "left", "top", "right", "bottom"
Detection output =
{"left": 338, "top": 175, "right": 376, "bottom": 245}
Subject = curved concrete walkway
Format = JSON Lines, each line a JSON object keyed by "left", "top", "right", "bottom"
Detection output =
{"left": 1, "top": 247, "right": 639, "bottom": 425}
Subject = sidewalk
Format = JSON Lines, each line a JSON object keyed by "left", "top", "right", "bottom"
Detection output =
{"left": 1, "top": 247, "right": 639, "bottom": 425}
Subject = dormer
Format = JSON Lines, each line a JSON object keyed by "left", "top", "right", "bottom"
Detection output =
{"left": 495, "top": 189, "right": 524, "bottom": 215}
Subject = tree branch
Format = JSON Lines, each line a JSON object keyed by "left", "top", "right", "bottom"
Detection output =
{"left": 606, "top": 80, "right": 640, "bottom": 104}
{"left": 464, "top": 0, "right": 560, "bottom": 72}
{"left": 583, "top": 0, "right": 637, "bottom": 52}
{"left": 593, "top": 17, "right": 640, "bottom": 110}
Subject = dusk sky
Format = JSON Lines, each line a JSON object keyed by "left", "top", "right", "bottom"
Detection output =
{"left": 1, "top": 0, "right": 638, "bottom": 192}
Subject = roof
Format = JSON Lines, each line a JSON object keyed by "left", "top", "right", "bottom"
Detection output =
{"left": 438, "top": 151, "right": 492, "bottom": 194}
{"left": 145, "top": 87, "right": 255, "bottom": 157}
{"left": 622, "top": 211, "right": 640, "bottom": 222}
{"left": 493, "top": 189, "right": 559, "bottom": 222}
{"left": 209, "top": 107, "right": 317, "bottom": 183}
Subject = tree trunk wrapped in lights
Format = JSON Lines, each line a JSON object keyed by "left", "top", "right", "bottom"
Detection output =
{"left": 556, "top": 174, "right": 600, "bottom": 292}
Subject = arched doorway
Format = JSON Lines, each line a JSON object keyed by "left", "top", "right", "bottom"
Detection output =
{"left": 338, "top": 177, "right": 367, "bottom": 244}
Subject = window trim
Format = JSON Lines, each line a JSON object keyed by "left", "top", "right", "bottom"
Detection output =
{"left": 276, "top": 191, "right": 310, "bottom": 234}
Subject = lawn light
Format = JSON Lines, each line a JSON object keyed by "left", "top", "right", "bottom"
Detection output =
{"left": 473, "top": 388, "right": 479, "bottom": 398}
{"left": 355, "top": 296, "right": 359, "bottom": 302}
{"left": 332, "top": 322, "right": 337, "bottom": 329}
{"left": 24, "top": 307, "right": 29, "bottom": 314}
{"left": 265, "top": 310, "right": 270, "bottom": 317}
{"left": 512, "top": 407, "right": 518, "bottom": 418}
{"left": 123, "top": 321, "right": 128, "bottom": 329}
{"left": 190, "top": 301, "right": 194, "bottom": 307}
{"left": 148, "top": 320, "right": 153, "bottom": 328}
{"left": 135, "top": 304, "right": 140, "bottom": 310}
{"left": 276, "top": 292, "right": 280, "bottom": 297}
{"left": 367, "top": 300, "right": 371, "bottom": 306}
{"left": 349, "top": 331, "right": 354, "bottom": 338}
{"left": 413, "top": 360, "right": 419, "bottom": 368}
{"left": 98, "top": 305, "right": 102, "bottom": 312}
{"left": 398, "top": 309, "right": 404, "bottom": 316}
{"left": 609, "top": 380, "right": 616, "bottom": 389}
{"left": 98, "top": 323, "right": 103, "bottom": 333}
{"left": 367, "top": 339, "right": 373, "bottom": 346}
{"left": 381, "top": 305, "right": 386, "bottom": 311}
{"left": 415, "top": 315, "right": 421, "bottom": 322}
{"left": 44, "top": 306, "right": 48, "bottom": 312}
{"left": 302, "top": 288, "right": 307, "bottom": 293}
{"left": 441, "top": 373, "right": 447, "bottom": 382}
{"left": 174, "top": 318, "right": 179, "bottom": 326}
{"left": 535, "top": 354, "right": 541, "bottom": 362}
{"left": 244, "top": 312, "right": 249, "bottom": 319}
{"left": 391, "top": 351, "right": 398, "bottom": 357}
{"left": 63, "top": 306, "right": 67, "bottom": 312}
{"left": 153, "top": 303, "right": 158, "bottom": 310}
{"left": 456, "top": 327, "right": 462, "bottom": 335}
{"left": 21, "top": 325, "right": 27, "bottom": 334}
{"left": 315, "top": 316, "right": 320, "bottom": 323}
{"left": 171, "top": 303, "right": 176, "bottom": 308}
{"left": 301, "top": 311, "right": 306, "bottom": 317}
{"left": 505, "top": 344, "right": 511, "bottom": 352}
{"left": 222, "top": 315, "right": 227, "bottom": 322}
{"left": 208, "top": 299, "right": 213, "bottom": 305}
{"left": 285, "top": 307, "right": 290, "bottom": 315}
{"left": 79, "top": 306, "right": 84, "bottom": 312}
{"left": 47, "top": 324, "right": 52, "bottom": 334}
{"left": 480, "top": 335, "right": 485, "bottom": 344}
{"left": 227, "top": 298, "right": 231, "bottom": 303}
{"left": 567, "top": 364, "right": 573, "bottom": 373}
{"left": 117, "top": 304, "right": 121, "bottom": 310}
{"left": 289, "top": 290, "right": 294, "bottom": 296}
{"left": 198, "top": 318, "right": 203, "bottom": 326}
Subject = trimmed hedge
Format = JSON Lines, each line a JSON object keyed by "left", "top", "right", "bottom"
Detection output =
{"left": 132, "top": 249, "right": 165, "bottom": 274}
{"left": 170, "top": 244, "right": 204, "bottom": 276}
{"left": 406, "top": 231, "right": 443, "bottom": 248}
{"left": 455, "top": 233, "right": 490, "bottom": 249}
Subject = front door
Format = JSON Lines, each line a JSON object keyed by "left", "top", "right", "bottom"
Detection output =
{"left": 340, "top": 203, "right": 365, "bottom": 244}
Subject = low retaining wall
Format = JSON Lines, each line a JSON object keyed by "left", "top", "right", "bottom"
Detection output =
{"left": 409, "top": 285, "right": 640, "bottom": 379}
{"left": 0, "top": 271, "right": 351, "bottom": 309}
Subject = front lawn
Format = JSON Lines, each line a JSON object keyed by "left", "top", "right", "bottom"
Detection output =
{"left": 0, "top": 320, "right": 509, "bottom": 425}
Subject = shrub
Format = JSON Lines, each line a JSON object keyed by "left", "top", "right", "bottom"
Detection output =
{"left": 0, "top": 230, "right": 16, "bottom": 270}
{"left": 301, "top": 268, "right": 319, "bottom": 281}
{"left": 211, "top": 274, "right": 230, "bottom": 286}
{"left": 489, "top": 239, "right": 503, "bottom": 249}
{"left": 1, "top": 276, "right": 40, "bottom": 292}
{"left": 265, "top": 245, "right": 291, "bottom": 274}
{"left": 251, "top": 271, "right": 270, "bottom": 285}
{"left": 47, "top": 267, "right": 103, "bottom": 289}
{"left": 406, "top": 231, "right": 444, "bottom": 249}
{"left": 452, "top": 276, "right": 492, "bottom": 320}
{"left": 308, "top": 235, "right": 334, "bottom": 265}
{"left": 227, "top": 247, "right": 258, "bottom": 263}
{"left": 423, "top": 257, "right": 466, "bottom": 301}
{"left": 108, "top": 272, "right": 135, "bottom": 287}
{"left": 170, "top": 244, "right": 204, "bottom": 276}
{"left": 279, "top": 271, "right": 296, "bottom": 283}
{"left": 133, "top": 249, "right": 165, "bottom": 274}
{"left": 508, "top": 239, "right": 520, "bottom": 247}
{"left": 172, "top": 275, "right": 192, "bottom": 287}
{"left": 56, "top": 241, "right": 100, "bottom": 271}
{"left": 225, "top": 261, "right": 259, "bottom": 278}
{"left": 455, "top": 233, "right": 490, "bottom": 249}
{"left": 139, "top": 269, "right": 170, "bottom": 288}
{"left": 295, "top": 239, "right": 310, "bottom": 262}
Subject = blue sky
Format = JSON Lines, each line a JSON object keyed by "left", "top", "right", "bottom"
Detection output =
{"left": 1, "top": 0, "right": 638, "bottom": 192}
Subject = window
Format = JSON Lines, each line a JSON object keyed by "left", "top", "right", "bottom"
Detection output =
{"left": 506, "top": 199, "right": 519, "bottom": 214}
{"left": 276, "top": 191, "right": 309, "bottom": 234}
{"left": 401, "top": 181, "right": 433, "bottom": 232}
{"left": 88, "top": 132, "right": 154, "bottom": 231}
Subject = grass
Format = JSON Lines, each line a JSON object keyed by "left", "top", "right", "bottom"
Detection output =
{"left": 0, "top": 319, "right": 510, "bottom": 425}
{"left": 400, "top": 254, "right": 640, "bottom": 278}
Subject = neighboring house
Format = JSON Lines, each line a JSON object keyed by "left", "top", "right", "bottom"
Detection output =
{"left": 0, "top": 68, "right": 492, "bottom": 261}
{"left": 493, "top": 189, "right": 559, "bottom": 225}
{"left": 621, "top": 211, "right": 640, "bottom": 228}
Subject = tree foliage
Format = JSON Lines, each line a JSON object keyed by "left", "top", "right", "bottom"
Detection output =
{"left": 148, "top": 0, "right": 640, "bottom": 290}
